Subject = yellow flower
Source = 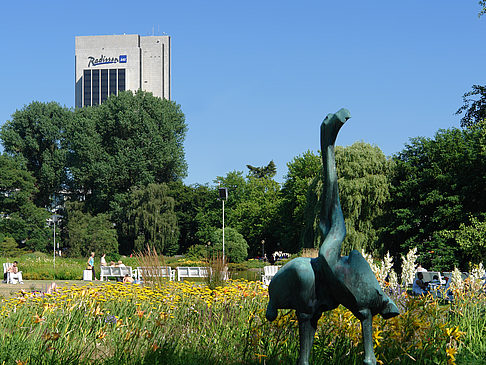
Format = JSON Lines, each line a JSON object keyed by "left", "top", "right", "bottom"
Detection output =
{"left": 94, "top": 306, "right": 103, "bottom": 316}
{"left": 373, "top": 329, "right": 383, "bottom": 347}
{"left": 446, "top": 347, "right": 457, "bottom": 364}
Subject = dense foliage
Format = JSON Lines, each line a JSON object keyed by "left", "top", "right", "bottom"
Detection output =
{"left": 0, "top": 154, "right": 50, "bottom": 252}
{"left": 0, "top": 102, "right": 71, "bottom": 208}
{"left": 63, "top": 202, "right": 118, "bottom": 258}
{"left": 456, "top": 85, "right": 486, "bottom": 128}
{"left": 1, "top": 91, "right": 187, "bottom": 257}
{"left": 381, "top": 125, "right": 486, "bottom": 270}
{"left": 1, "top": 90, "right": 485, "bottom": 271}
{"left": 303, "top": 143, "right": 393, "bottom": 255}
{"left": 124, "top": 183, "right": 179, "bottom": 255}
{"left": 210, "top": 227, "right": 248, "bottom": 263}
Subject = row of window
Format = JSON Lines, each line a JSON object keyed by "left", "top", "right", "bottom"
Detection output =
{"left": 83, "top": 69, "right": 126, "bottom": 107}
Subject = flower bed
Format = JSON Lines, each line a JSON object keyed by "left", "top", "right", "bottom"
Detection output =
{"left": 0, "top": 279, "right": 484, "bottom": 364}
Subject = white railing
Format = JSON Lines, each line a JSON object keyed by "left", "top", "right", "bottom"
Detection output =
{"left": 176, "top": 266, "right": 211, "bottom": 281}
{"left": 136, "top": 266, "right": 175, "bottom": 281}
{"left": 262, "top": 265, "right": 280, "bottom": 285}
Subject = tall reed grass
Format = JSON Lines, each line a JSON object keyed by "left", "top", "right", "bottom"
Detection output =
{"left": 135, "top": 246, "right": 170, "bottom": 287}
{"left": 205, "top": 252, "right": 227, "bottom": 290}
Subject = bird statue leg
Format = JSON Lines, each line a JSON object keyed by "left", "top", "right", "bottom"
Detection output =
{"left": 359, "top": 308, "right": 377, "bottom": 365}
{"left": 297, "top": 311, "right": 322, "bottom": 365}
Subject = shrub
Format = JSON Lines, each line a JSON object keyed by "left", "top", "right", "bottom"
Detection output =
{"left": 185, "top": 244, "right": 209, "bottom": 261}
{"left": 0, "top": 236, "right": 25, "bottom": 257}
{"left": 210, "top": 227, "right": 248, "bottom": 263}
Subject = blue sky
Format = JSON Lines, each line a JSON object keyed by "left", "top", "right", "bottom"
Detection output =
{"left": 0, "top": 1, "right": 485, "bottom": 186}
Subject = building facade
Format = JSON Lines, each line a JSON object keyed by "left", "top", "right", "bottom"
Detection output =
{"left": 75, "top": 34, "right": 170, "bottom": 107}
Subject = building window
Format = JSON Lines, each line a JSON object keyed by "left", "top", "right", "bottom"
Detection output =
{"left": 118, "top": 69, "right": 126, "bottom": 92}
{"left": 101, "top": 69, "right": 108, "bottom": 103}
{"left": 83, "top": 70, "right": 91, "bottom": 107}
{"left": 82, "top": 68, "right": 126, "bottom": 106}
{"left": 109, "top": 69, "right": 117, "bottom": 95}
{"left": 92, "top": 69, "right": 100, "bottom": 105}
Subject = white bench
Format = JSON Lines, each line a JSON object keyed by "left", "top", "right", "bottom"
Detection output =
{"left": 416, "top": 271, "right": 443, "bottom": 286}
{"left": 136, "top": 266, "right": 175, "bottom": 281}
{"left": 176, "top": 267, "right": 211, "bottom": 281}
{"left": 262, "top": 265, "right": 280, "bottom": 285}
{"left": 3, "top": 262, "right": 23, "bottom": 284}
{"left": 100, "top": 266, "right": 133, "bottom": 281}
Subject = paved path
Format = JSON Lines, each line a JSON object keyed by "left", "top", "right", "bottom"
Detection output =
{"left": 0, "top": 280, "right": 103, "bottom": 299}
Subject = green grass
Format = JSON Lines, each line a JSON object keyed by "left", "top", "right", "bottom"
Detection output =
{"left": 1, "top": 253, "right": 282, "bottom": 282}
{"left": 0, "top": 254, "right": 140, "bottom": 281}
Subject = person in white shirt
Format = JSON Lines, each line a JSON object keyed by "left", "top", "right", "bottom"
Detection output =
{"left": 416, "top": 264, "right": 428, "bottom": 272}
{"left": 116, "top": 260, "right": 126, "bottom": 268}
{"left": 100, "top": 254, "right": 107, "bottom": 267}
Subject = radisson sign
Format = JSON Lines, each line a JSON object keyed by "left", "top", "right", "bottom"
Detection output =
{"left": 87, "top": 54, "right": 127, "bottom": 67}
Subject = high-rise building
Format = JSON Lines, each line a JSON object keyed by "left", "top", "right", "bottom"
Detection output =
{"left": 75, "top": 34, "right": 170, "bottom": 107}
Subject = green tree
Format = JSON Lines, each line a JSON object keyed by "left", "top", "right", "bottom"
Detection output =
{"left": 479, "top": 1, "right": 486, "bottom": 17}
{"left": 303, "top": 142, "right": 393, "bottom": 255}
{"left": 194, "top": 170, "right": 282, "bottom": 258}
{"left": 0, "top": 154, "right": 50, "bottom": 251}
{"left": 456, "top": 85, "right": 486, "bottom": 128}
{"left": 210, "top": 227, "right": 248, "bottom": 263}
{"left": 382, "top": 126, "right": 486, "bottom": 270}
{"left": 0, "top": 236, "right": 24, "bottom": 257}
{"left": 63, "top": 202, "right": 118, "bottom": 257}
{"left": 194, "top": 171, "right": 247, "bottom": 245}
{"left": 67, "top": 90, "right": 187, "bottom": 215}
{"left": 229, "top": 176, "right": 281, "bottom": 257}
{"left": 168, "top": 181, "right": 214, "bottom": 253}
{"left": 0, "top": 102, "right": 71, "bottom": 208}
{"left": 246, "top": 160, "right": 277, "bottom": 178}
{"left": 124, "top": 183, "right": 179, "bottom": 255}
{"left": 441, "top": 215, "right": 486, "bottom": 265}
{"left": 279, "top": 150, "right": 321, "bottom": 253}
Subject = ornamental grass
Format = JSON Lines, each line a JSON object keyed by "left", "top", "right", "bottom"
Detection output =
{"left": 0, "top": 279, "right": 484, "bottom": 364}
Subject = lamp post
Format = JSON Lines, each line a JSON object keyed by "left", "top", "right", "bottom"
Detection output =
{"left": 218, "top": 187, "right": 228, "bottom": 263}
{"left": 261, "top": 239, "right": 265, "bottom": 262}
{"left": 51, "top": 214, "right": 62, "bottom": 270}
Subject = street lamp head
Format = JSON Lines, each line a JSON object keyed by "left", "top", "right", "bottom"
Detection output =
{"left": 51, "top": 214, "right": 62, "bottom": 223}
{"left": 218, "top": 187, "right": 228, "bottom": 201}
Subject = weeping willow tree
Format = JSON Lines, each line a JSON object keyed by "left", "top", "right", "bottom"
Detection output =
{"left": 125, "top": 183, "right": 179, "bottom": 255}
{"left": 302, "top": 142, "right": 392, "bottom": 255}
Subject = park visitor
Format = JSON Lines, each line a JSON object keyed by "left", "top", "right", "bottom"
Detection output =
{"left": 87, "top": 252, "right": 98, "bottom": 281}
{"left": 123, "top": 274, "right": 134, "bottom": 283}
{"left": 416, "top": 264, "right": 428, "bottom": 272}
{"left": 3, "top": 261, "right": 23, "bottom": 283}
{"left": 413, "top": 272, "right": 428, "bottom": 295}
{"left": 100, "top": 253, "right": 107, "bottom": 267}
{"left": 116, "top": 260, "right": 126, "bottom": 267}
